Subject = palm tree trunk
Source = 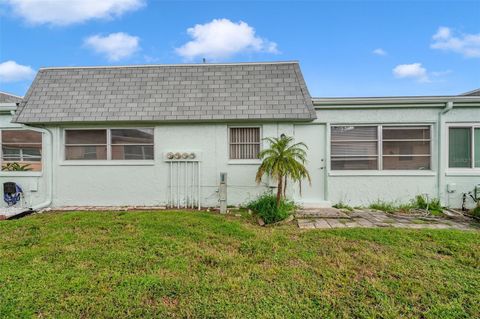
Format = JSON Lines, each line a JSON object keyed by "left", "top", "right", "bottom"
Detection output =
{"left": 276, "top": 175, "right": 283, "bottom": 207}
{"left": 283, "top": 176, "right": 287, "bottom": 198}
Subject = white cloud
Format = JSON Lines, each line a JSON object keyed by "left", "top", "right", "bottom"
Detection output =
{"left": 84, "top": 32, "right": 140, "bottom": 61}
{"left": 5, "top": 0, "right": 144, "bottom": 26}
{"left": 0, "top": 60, "right": 35, "bottom": 82}
{"left": 393, "top": 63, "right": 429, "bottom": 82}
{"left": 175, "top": 19, "right": 279, "bottom": 60}
{"left": 431, "top": 26, "right": 480, "bottom": 58}
{"left": 372, "top": 48, "right": 387, "bottom": 56}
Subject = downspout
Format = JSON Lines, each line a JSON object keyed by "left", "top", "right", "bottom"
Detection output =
{"left": 437, "top": 101, "right": 453, "bottom": 205}
{"left": 29, "top": 127, "right": 53, "bottom": 211}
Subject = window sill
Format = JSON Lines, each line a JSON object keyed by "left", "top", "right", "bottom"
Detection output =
{"left": 329, "top": 170, "right": 436, "bottom": 177}
{"left": 228, "top": 159, "right": 262, "bottom": 165}
{"left": 59, "top": 160, "right": 155, "bottom": 166}
{"left": 445, "top": 170, "right": 480, "bottom": 176}
{"left": 0, "top": 171, "right": 43, "bottom": 177}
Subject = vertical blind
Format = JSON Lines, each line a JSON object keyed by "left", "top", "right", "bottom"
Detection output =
{"left": 229, "top": 127, "right": 261, "bottom": 160}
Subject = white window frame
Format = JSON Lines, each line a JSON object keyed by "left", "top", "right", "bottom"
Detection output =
{"left": 446, "top": 123, "right": 480, "bottom": 175}
{"left": 62, "top": 127, "right": 155, "bottom": 166}
{"left": 228, "top": 125, "right": 262, "bottom": 164}
{"left": 329, "top": 124, "right": 433, "bottom": 174}
{"left": 0, "top": 128, "right": 44, "bottom": 176}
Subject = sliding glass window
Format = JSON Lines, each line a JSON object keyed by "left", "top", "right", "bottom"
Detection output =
{"left": 448, "top": 126, "right": 479, "bottom": 169}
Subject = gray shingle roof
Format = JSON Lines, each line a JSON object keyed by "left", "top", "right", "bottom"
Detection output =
{"left": 461, "top": 88, "right": 480, "bottom": 96}
{"left": 13, "top": 61, "right": 316, "bottom": 124}
{"left": 0, "top": 91, "right": 23, "bottom": 103}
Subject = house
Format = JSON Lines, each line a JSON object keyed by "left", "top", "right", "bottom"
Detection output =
{"left": 0, "top": 61, "right": 479, "bottom": 215}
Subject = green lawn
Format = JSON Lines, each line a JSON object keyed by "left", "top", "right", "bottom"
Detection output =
{"left": 1, "top": 211, "right": 479, "bottom": 318}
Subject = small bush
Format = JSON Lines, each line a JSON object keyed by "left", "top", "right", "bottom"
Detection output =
{"left": 246, "top": 193, "right": 296, "bottom": 225}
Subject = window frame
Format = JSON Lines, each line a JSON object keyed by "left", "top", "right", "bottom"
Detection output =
{"left": 62, "top": 127, "right": 155, "bottom": 165}
{"left": 330, "top": 124, "right": 433, "bottom": 173}
{"left": 0, "top": 128, "right": 44, "bottom": 176}
{"left": 446, "top": 123, "right": 480, "bottom": 173}
{"left": 228, "top": 125, "right": 262, "bottom": 164}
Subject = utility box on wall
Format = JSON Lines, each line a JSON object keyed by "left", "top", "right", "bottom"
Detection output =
{"left": 219, "top": 172, "right": 227, "bottom": 214}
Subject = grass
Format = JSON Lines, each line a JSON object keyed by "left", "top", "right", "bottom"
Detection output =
{"left": 1, "top": 211, "right": 479, "bottom": 318}
{"left": 369, "top": 195, "right": 444, "bottom": 215}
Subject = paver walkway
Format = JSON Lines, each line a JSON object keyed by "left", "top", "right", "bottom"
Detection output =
{"left": 297, "top": 208, "right": 479, "bottom": 230}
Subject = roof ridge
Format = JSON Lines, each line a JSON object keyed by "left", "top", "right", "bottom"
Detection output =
{"left": 39, "top": 61, "right": 299, "bottom": 71}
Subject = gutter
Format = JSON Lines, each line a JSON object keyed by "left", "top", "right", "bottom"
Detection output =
{"left": 437, "top": 101, "right": 453, "bottom": 205}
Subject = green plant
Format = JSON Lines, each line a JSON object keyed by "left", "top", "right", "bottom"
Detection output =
{"left": 369, "top": 200, "right": 397, "bottom": 213}
{"left": 412, "top": 195, "right": 443, "bottom": 215}
{"left": 470, "top": 206, "right": 480, "bottom": 218}
{"left": 333, "top": 202, "right": 354, "bottom": 211}
{"left": 246, "top": 192, "right": 296, "bottom": 224}
{"left": 255, "top": 135, "right": 310, "bottom": 207}
{"left": 1, "top": 162, "right": 32, "bottom": 171}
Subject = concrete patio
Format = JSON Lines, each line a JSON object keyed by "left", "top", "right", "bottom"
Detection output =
{"left": 296, "top": 208, "right": 479, "bottom": 230}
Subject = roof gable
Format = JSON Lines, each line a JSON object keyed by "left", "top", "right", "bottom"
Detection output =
{"left": 14, "top": 62, "right": 316, "bottom": 124}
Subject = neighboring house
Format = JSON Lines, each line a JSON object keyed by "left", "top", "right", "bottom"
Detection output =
{"left": 0, "top": 91, "right": 23, "bottom": 104}
{"left": 0, "top": 61, "right": 479, "bottom": 213}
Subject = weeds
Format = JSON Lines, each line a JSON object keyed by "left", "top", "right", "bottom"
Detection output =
{"left": 332, "top": 202, "right": 354, "bottom": 211}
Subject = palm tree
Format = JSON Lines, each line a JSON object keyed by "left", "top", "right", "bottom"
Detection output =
{"left": 255, "top": 135, "right": 311, "bottom": 206}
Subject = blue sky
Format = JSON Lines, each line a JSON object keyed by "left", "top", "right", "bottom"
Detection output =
{"left": 0, "top": 0, "right": 479, "bottom": 97}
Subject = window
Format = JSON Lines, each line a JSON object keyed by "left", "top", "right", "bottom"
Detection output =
{"left": 229, "top": 127, "right": 261, "bottom": 160}
{"left": 331, "top": 126, "right": 378, "bottom": 170}
{"left": 331, "top": 125, "right": 431, "bottom": 171}
{"left": 449, "top": 126, "right": 480, "bottom": 169}
{"left": 65, "top": 128, "right": 154, "bottom": 161}
{"left": 382, "top": 126, "right": 431, "bottom": 170}
{"left": 111, "top": 129, "right": 154, "bottom": 160}
{"left": 1, "top": 129, "right": 42, "bottom": 172}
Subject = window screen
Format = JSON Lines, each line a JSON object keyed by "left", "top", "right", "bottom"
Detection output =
{"left": 1, "top": 130, "right": 42, "bottom": 171}
{"left": 331, "top": 126, "right": 378, "bottom": 170}
{"left": 111, "top": 129, "right": 154, "bottom": 160}
{"left": 65, "top": 130, "right": 107, "bottom": 160}
{"left": 382, "top": 126, "right": 431, "bottom": 170}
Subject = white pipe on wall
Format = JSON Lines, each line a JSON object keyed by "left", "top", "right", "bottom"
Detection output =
{"left": 437, "top": 101, "right": 454, "bottom": 205}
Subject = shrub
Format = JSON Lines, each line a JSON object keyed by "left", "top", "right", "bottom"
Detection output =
{"left": 246, "top": 193, "right": 296, "bottom": 224}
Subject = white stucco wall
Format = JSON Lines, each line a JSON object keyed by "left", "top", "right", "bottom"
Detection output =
{"left": 316, "top": 105, "right": 480, "bottom": 208}
{"left": 1, "top": 104, "right": 478, "bottom": 211}
{"left": 49, "top": 123, "right": 297, "bottom": 208}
